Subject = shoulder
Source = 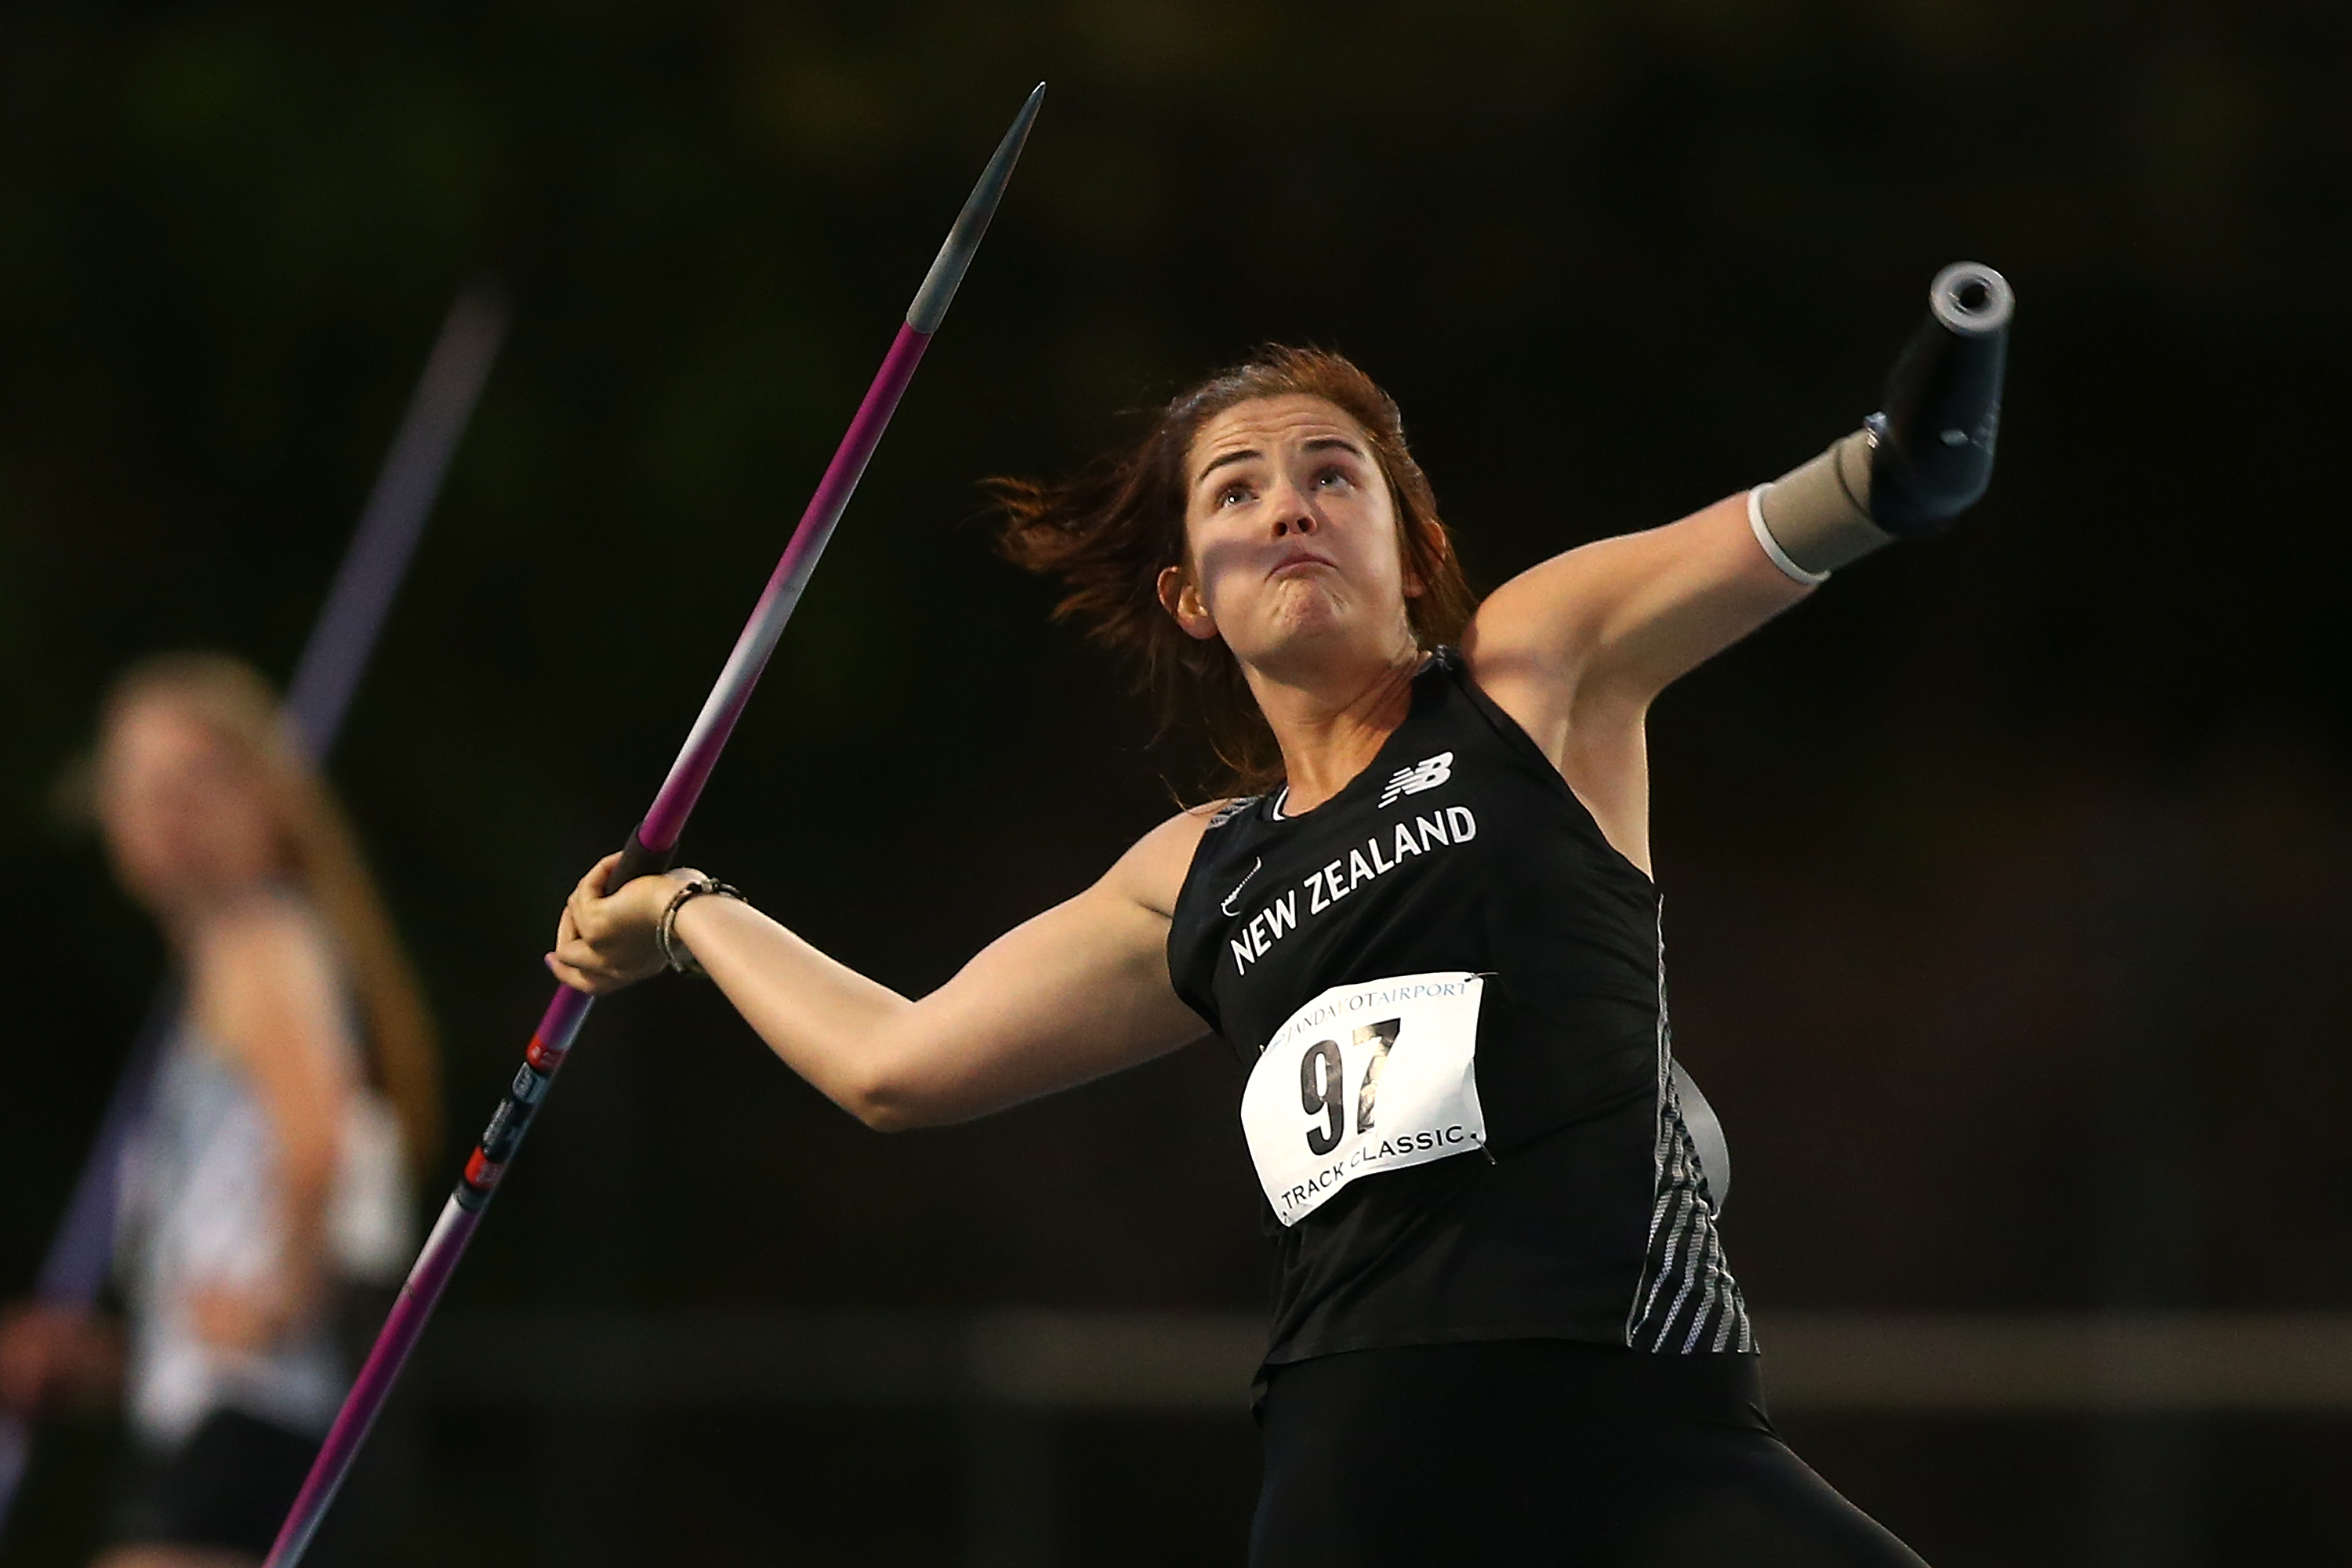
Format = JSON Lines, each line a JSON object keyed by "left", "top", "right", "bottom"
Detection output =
{"left": 202, "top": 890, "right": 336, "bottom": 982}
{"left": 1104, "top": 800, "right": 1251, "bottom": 920}
{"left": 195, "top": 891, "right": 347, "bottom": 1054}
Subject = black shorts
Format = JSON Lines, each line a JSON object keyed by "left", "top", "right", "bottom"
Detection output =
{"left": 111, "top": 1407, "right": 319, "bottom": 1555}
{"left": 1251, "top": 1340, "right": 1929, "bottom": 1568}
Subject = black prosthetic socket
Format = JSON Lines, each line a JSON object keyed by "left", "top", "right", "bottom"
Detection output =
{"left": 1866, "top": 261, "right": 2013, "bottom": 535}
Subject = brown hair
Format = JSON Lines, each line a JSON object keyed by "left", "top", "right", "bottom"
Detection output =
{"left": 993, "top": 346, "right": 1475, "bottom": 792}
{"left": 100, "top": 653, "right": 442, "bottom": 1179}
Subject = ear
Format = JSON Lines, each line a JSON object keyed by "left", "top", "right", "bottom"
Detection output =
{"left": 1156, "top": 563, "right": 1221, "bottom": 642}
{"left": 1400, "top": 519, "right": 1446, "bottom": 600}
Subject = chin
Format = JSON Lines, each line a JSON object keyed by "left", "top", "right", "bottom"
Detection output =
{"left": 1261, "top": 595, "right": 1337, "bottom": 637}
{"left": 1239, "top": 608, "right": 1360, "bottom": 670}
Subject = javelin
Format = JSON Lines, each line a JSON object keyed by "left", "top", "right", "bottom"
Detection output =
{"left": 260, "top": 82, "right": 1047, "bottom": 1566}
{"left": 0, "top": 285, "right": 506, "bottom": 1533}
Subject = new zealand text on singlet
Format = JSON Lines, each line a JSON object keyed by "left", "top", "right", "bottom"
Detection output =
{"left": 1228, "top": 805, "right": 1479, "bottom": 976}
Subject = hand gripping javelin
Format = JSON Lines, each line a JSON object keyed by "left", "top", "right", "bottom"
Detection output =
{"left": 260, "top": 82, "right": 1047, "bottom": 1566}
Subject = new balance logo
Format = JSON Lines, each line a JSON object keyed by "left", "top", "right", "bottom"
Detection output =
{"left": 1378, "top": 751, "right": 1454, "bottom": 808}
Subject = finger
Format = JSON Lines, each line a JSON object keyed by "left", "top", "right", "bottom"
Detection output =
{"left": 546, "top": 950, "right": 597, "bottom": 990}
{"left": 552, "top": 924, "right": 646, "bottom": 986}
{"left": 550, "top": 930, "right": 612, "bottom": 978}
{"left": 569, "top": 854, "right": 624, "bottom": 925}
{"left": 568, "top": 862, "right": 621, "bottom": 937}
{"left": 546, "top": 954, "right": 615, "bottom": 995}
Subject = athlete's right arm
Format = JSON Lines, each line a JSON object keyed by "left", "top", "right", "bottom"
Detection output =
{"left": 548, "top": 808, "right": 1217, "bottom": 1131}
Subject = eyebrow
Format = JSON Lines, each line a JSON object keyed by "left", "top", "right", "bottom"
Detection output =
{"left": 1195, "top": 434, "right": 1370, "bottom": 485}
{"left": 1198, "top": 446, "right": 1261, "bottom": 481}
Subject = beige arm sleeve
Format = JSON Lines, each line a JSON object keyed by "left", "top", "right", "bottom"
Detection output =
{"left": 1751, "top": 429, "right": 1893, "bottom": 581}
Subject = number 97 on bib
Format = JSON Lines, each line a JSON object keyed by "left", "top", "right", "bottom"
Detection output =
{"left": 1240, "top": 972, "right": 1489, "bottom": 1226}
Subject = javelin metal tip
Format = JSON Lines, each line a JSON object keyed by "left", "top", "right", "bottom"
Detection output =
{"left": 905, "top": 84, "right": 1047, "bottom": 333}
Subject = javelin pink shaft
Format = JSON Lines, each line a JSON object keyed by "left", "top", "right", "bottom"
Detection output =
{"left": 639, "top": 323, "right": 929, "bottom": 852}
{"left": 262, "top": 985, "right": 586, "bottom": 1568}
{"left": 265, "top": 84, "right": 1042, "bottom": 1566}
{"left": 260, "top": 332, "right": 930, "bottom": 1563}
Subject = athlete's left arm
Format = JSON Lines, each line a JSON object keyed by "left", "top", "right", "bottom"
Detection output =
{"left": 1469, "top": 491, "right": 1812, "bottom": 725}
{"left": 1461, "top": 495, "right": 1812, "bottom": 871}
{"left": 1466, "top": 263, "right": 2013, "bottom": 868}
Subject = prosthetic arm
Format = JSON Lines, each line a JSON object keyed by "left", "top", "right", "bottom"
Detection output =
{"left": 1751, "top": 261, "right": 2013, "bottom": 582}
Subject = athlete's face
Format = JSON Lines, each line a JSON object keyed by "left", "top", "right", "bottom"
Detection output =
{"left": 1162, "top": 395, "right": 1421, "bottom": 671}
{"left": 96, "top": 699, "right": 282, "bottom": 915}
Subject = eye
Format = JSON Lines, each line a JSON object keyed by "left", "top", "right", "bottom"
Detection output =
{"left": 1312, "top": 465, "right": 1349, "bottom": 491}
{"left": 1216, "top": 481, "right": 1252, "bottom": 508}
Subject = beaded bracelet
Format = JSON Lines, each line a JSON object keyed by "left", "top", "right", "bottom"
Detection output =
{"left": 656, "top": 877, "right": 746, "bottom": 977}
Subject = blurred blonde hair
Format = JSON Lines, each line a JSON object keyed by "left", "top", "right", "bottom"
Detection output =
{"left": 100, "top": 652, "right": 442, "bottom": 1179}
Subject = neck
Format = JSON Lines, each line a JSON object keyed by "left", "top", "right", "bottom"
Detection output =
{"left": 1247, "top": 637, "right": 1425, "bottom": 815}
{"left": 153, "top": 876, "right": 281, "bottom": 947}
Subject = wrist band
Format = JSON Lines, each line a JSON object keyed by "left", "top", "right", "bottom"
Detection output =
{"left": 657, "top": 877, "right": 746, "bottom": 977}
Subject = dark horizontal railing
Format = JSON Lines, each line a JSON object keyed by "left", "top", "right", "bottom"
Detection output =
{"left": 417, "top": 1309, "right": 2352, "bottom": 1414}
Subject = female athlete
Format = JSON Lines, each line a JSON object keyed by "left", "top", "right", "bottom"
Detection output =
{"left": 0, "top": 655, "right": 437, "bottom": 1566}
{"left": 550, "top": 266, "right": 2009, "bottom": 1565}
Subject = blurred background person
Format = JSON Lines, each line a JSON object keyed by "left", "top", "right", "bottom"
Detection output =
{"left": 0, "top": 654, "right": 437, "bottom": 1567}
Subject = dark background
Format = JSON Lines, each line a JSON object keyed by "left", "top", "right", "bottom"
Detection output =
{"left": 3, "top": 1, "right": 2350, "bottom": 1563}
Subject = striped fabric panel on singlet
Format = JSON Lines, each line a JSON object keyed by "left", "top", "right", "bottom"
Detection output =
{"left": 1628, "top": 919, "right": 1755, "bottom": 1355}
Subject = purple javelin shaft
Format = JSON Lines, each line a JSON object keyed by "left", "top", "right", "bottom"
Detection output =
{"left": 637, "top": 321, "right": 929, "bottom": 852}
{"left": 262, "top": 82, "right": 1044, "bottom": 1568}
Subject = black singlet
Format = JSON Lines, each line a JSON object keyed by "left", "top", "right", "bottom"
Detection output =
{"left": 1167, "top": 648, "right": 1750, "bottom": 1369}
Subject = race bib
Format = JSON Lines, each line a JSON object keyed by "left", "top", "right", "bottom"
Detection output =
{"left": 1240, "top": 971, "right": 1487, "bottom": 1226}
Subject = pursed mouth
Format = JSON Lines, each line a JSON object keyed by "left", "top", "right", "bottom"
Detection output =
{"left": 1267, "top": 549, "right": 1338, "bottom": 579}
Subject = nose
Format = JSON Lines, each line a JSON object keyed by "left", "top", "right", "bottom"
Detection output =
{"left": 1268, "top": 477, "right": 1318, "bottom": 539}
